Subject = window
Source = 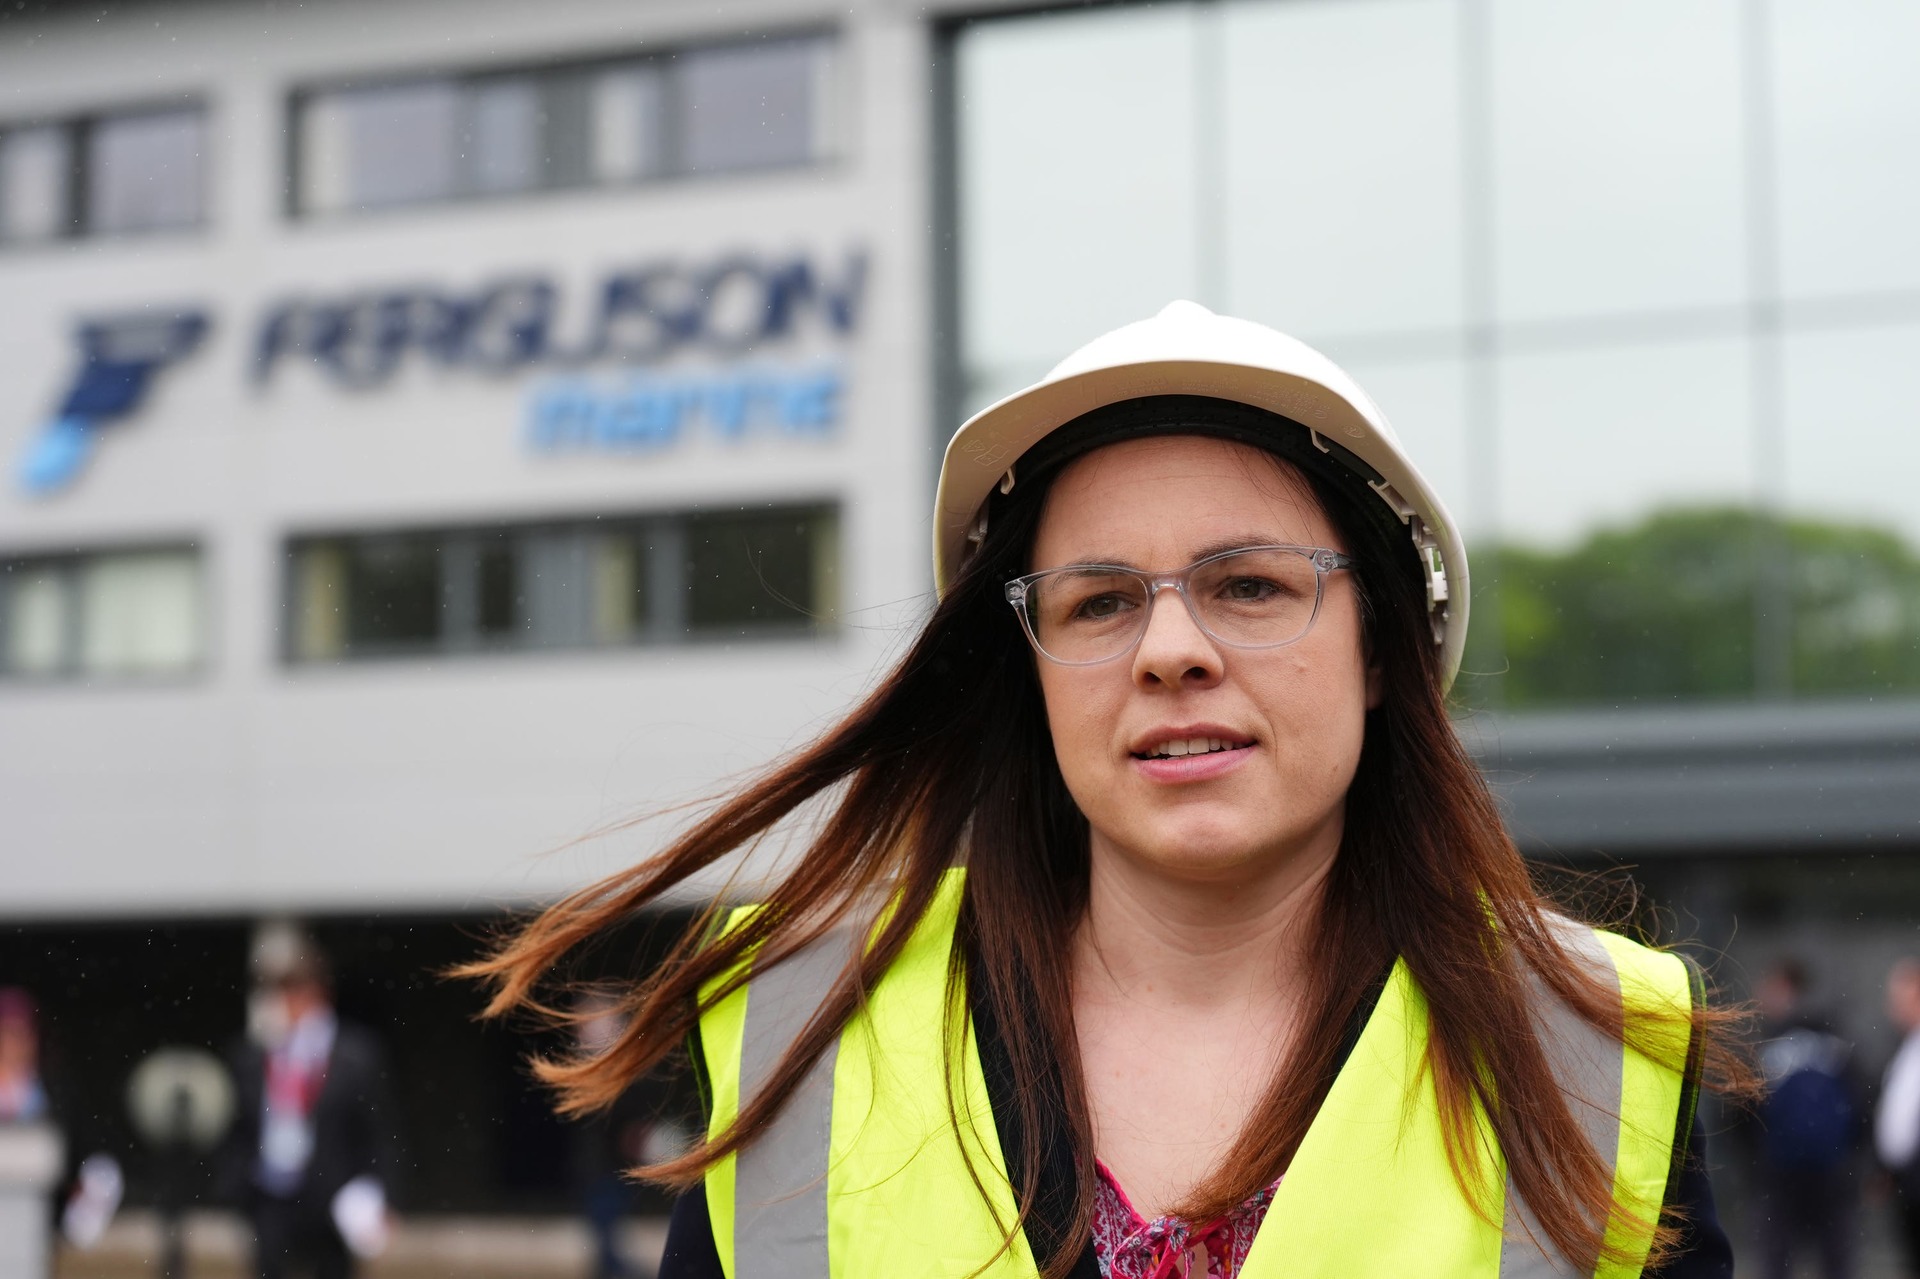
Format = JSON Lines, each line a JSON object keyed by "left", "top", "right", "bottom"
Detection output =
{"left": 951, "top": 0, "right": 1920, "bottom": 708}
{"left": 291, "top": 34, "right": 836, "bottom": 217}
{"left": 679, "top": 38, "right": 830, "bottom": 176}
{"left": 0, "top": 547, "right": 203, "bottom": 679}
{"left": 87, "top": 108, "right": 207, "bottom": 235}
{"left": 0, "top": 126, "right": 72, "bottom": 243}
{"left": 0, "top": 104, "right": 206, "bottom": 245}
{"left": 286, "top": 505, "right": 837, "bottom": 663}
{"left": 685, "top": 508, "right": 837, "bottom": 636}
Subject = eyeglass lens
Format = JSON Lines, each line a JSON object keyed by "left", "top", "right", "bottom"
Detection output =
{"left": 1023, "top": 547, "right": 1326, "bottom": 664}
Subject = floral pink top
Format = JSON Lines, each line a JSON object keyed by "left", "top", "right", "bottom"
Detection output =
{"left": 1089, "top": 1161, "right": 1281, "bottom": 1279}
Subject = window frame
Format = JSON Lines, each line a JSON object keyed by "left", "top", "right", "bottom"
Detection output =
{"left": 281, "top": 502, "right": 840, "bottom": 666}
{"left": 0, "top": 96, "right": 209, "bottom": 249}
{"left": 283, "top": 29, "right": 841, "bottom": 222}
{"left": 0, "top": 542, "right": 208, "bottom": 683}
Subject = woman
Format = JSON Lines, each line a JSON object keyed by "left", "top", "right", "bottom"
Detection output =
{"left": 467, "top": 302, "right": 1751, "bottom": 1278}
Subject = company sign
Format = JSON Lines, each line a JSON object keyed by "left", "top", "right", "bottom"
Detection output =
{"left": 16, "top": 249, "right": 864, "bottom": 495}
{"left": 253, "top": 251, "right": 864, "bottom": 385}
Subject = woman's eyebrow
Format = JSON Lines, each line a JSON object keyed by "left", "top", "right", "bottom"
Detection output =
{"left": 1060, "top": 535, "right": 1279, "bottom": 570}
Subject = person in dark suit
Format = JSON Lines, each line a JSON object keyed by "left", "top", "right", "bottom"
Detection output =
{"left": 220, "top": 924, "right": 401, "bottom": 1279}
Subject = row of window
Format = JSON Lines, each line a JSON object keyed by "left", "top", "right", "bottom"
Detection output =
{"left": 0, "top": 108, "right": 206, "bottom": 243}
{"left": 0, "top": 504, "right": 838, "bottom": 680}
{"left": 0, "top": 32, "right": 834, "bottom": 245}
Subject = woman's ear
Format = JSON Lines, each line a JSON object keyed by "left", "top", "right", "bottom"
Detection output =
{"left": 1366, "top": 662, "right": 1385, "bottom": 710}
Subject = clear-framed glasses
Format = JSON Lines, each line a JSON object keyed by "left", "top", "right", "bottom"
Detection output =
{"left": 1004, "top": 544, "right": 1355, "bottom": 666}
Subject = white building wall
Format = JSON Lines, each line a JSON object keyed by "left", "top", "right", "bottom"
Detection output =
{"left": 0, "top": 0, "right": 936, "bottom": 918}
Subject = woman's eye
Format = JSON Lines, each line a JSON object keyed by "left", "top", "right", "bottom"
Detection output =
{"left": 1070, "top": 592, "right": 1134, "bottom": 621}
{"left": 1220, "top": 576, "right": 1284, "bottom": 601}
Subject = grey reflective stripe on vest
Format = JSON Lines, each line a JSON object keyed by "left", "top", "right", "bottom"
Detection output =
{"left": 733, "top": 934, "right": 845, "bottom": 1279}
{"left": 730, "top": 926, "right": 1637, "bottom": 1279}
{"left": 1499, "top": 925, "right": 1628, "bottom": 1279}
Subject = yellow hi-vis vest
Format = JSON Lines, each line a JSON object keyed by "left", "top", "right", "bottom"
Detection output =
{"left": 698, "top": 870, "right": 1694, "bottom": 1279}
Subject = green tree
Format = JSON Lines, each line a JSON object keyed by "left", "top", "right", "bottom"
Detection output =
{"left": 1456, "top": 507, "right": 1920, "bottom": 709}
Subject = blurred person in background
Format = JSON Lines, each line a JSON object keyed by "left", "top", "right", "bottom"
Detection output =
{"left": 1750, "top": 958, "right": 1861, "bottom": 1279}
{"left": 1, "top": 987, "right": 127, "bottom": 1253}
{"left": 572, "top": 988, "right": 651, "bottom": 1279}
{"left": 1877, "top": 959, "right": 1920, "bottom": 1277}
{"left": 0, "top": 987, "right": 48, "bottom": 1123}
{"left": 221, "top": 923, "right": 402, "bottom": 1279}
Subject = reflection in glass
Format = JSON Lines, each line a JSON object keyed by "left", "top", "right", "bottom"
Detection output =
{"left": 957, "top": 6, "right": 1201, "bottom": 414}
{"left": 1330, "top": 354, "right": 1476, "bottom": 532}
{"left": 2, "top": 550, "right": 201, "bottom": 677}
{"left": 678, "top": 38, "right": 828, "bottom": 175}
{"left": 475, "top": 542, "right": 519, "bottom": 638}
{"left": 87, "top": 109, "right": 206, "bottom": 234}
{"left": 1489, "top": 0, "right": 1746, "bottom": 321}
{"left": 344, "top": 535, "right": 443, "bottom": 652}
{"left": 307, "top": 81, "right": 460, "bottom": 212}
{"left": 462, "top": 77, "right": 542, "bottom": 196}
{"left": 590, "top": 533, "right": 652, "bottom": 643}
{"left": 592, "top": 64, "right": 668, "bottom": 183}
{"left": 1494, "top": 335, "right": 1753, "bottom": 545}
{"left": 1781, "top": 323, "right": 1920, "bottom": 548}
{"left": 77, "top": 550, "right": 201, "bottom": 675}
{"left": 286, "top": 509, "right": 834, "bottom": 662}
{"left": 685, "top": 507, "right": 835, "bottom": 635}
{"left": 4, "top": 566, "right": 69, "bottom": 675}
{"left": 0, "top": 125, "right": 72, "bottom": 242}
{"left": 1773, "top": 0, "right": 1920, "bottom": 297}
{"left": 1221, "top": 0, "right": 1464, "bottom": 338}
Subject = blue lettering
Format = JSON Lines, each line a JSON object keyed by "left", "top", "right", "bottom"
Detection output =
{"left": 251, "top": 250, "right": 867, "bottom": 389}
{"left": 524, "top": 364, "right": 844, "bottom": 459}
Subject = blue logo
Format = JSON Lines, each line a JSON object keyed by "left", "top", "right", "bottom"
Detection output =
{"left": 19, "top": 312, "right": 210, "bottom": 496}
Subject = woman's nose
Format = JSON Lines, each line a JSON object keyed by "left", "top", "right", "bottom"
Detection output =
{"left": 1130, "top": 586, "right": 1223, "bottom": 688}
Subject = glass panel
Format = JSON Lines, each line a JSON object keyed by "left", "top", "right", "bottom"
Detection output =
{"left": 1495, "top": 335, "right": 1754, "bottom": 544}
{"left": 1220, "top": 0, "right": 1464, "bottom": 338}
{"left": 685, "top": 508, "right": 827, "bottom": 634}
{"left": 296, "top": 94, "right": 353, "bottom": 216}
{"left": 1327, "top": 353, "right": 1476, "bottom": 534}
{"left": 332, "top": 80, "right": 459, "bottom": 210}
{"left": 462, "top": 76, "right": 542, "bottom": 195}
{"left": 539, "top": 68, "right": 595, "bottom": 189}
{"left": 956, "top": 6, "right": 1200, "bottom": 414}
{"left": 344, "top": 535, "right": 442, "bottom": 651}
{"left": 87, "top": 108, "right": 206, "bottom": 234}
{"left": 1489, "top": 0, "right": 1746, "bottom": 322}
{"left": 1482, "top": 335, "right": 1756, "bottom": 707}
{"left": 1780, "top": 321, "right": 1920, "bottom": 696}
{"left": 1772, "top": 0, "right": 1920, "bottom": 297}
{"left": 77, "top": 549, "right": 200, "bottom": 675}
{"left": 678, "top": 38, "right": 825, "bottom": 175}
{"left": 291, "top": 542, "right": 347, "bottom": 661}
{"left": 5, "top": 564, "right": 70, "bottom": 675}
{"left": 475, "top": 540, "right": 519, "bottom": 637}
{"left": 0, "top": 125, "right": 72, "bottom": 242}
{"left": 592, "top": 63, "right": 668, "bottom": 183}
{"left": 590, "top": 532, "right": 651, "bottom": 643}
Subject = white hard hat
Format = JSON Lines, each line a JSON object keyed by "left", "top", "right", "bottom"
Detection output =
{"left": 933, "top": 301, "right": 1469, "bottom": 686}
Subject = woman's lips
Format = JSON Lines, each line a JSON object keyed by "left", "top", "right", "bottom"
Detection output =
{"left": 1132, "top": 741, "right": 1255, "bottom": 782}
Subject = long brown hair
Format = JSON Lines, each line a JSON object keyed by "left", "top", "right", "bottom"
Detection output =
{"left": 461, "top": 399, "right": 1754, "bottom": 1276}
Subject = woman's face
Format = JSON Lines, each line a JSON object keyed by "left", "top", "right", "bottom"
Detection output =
{"left": 1029, "top": 435, "right": 1380, "bottom": 885}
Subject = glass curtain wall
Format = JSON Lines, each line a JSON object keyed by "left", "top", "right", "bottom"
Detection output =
{"left": 951, "top": 0, "right": 1920, "bottom": 710}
